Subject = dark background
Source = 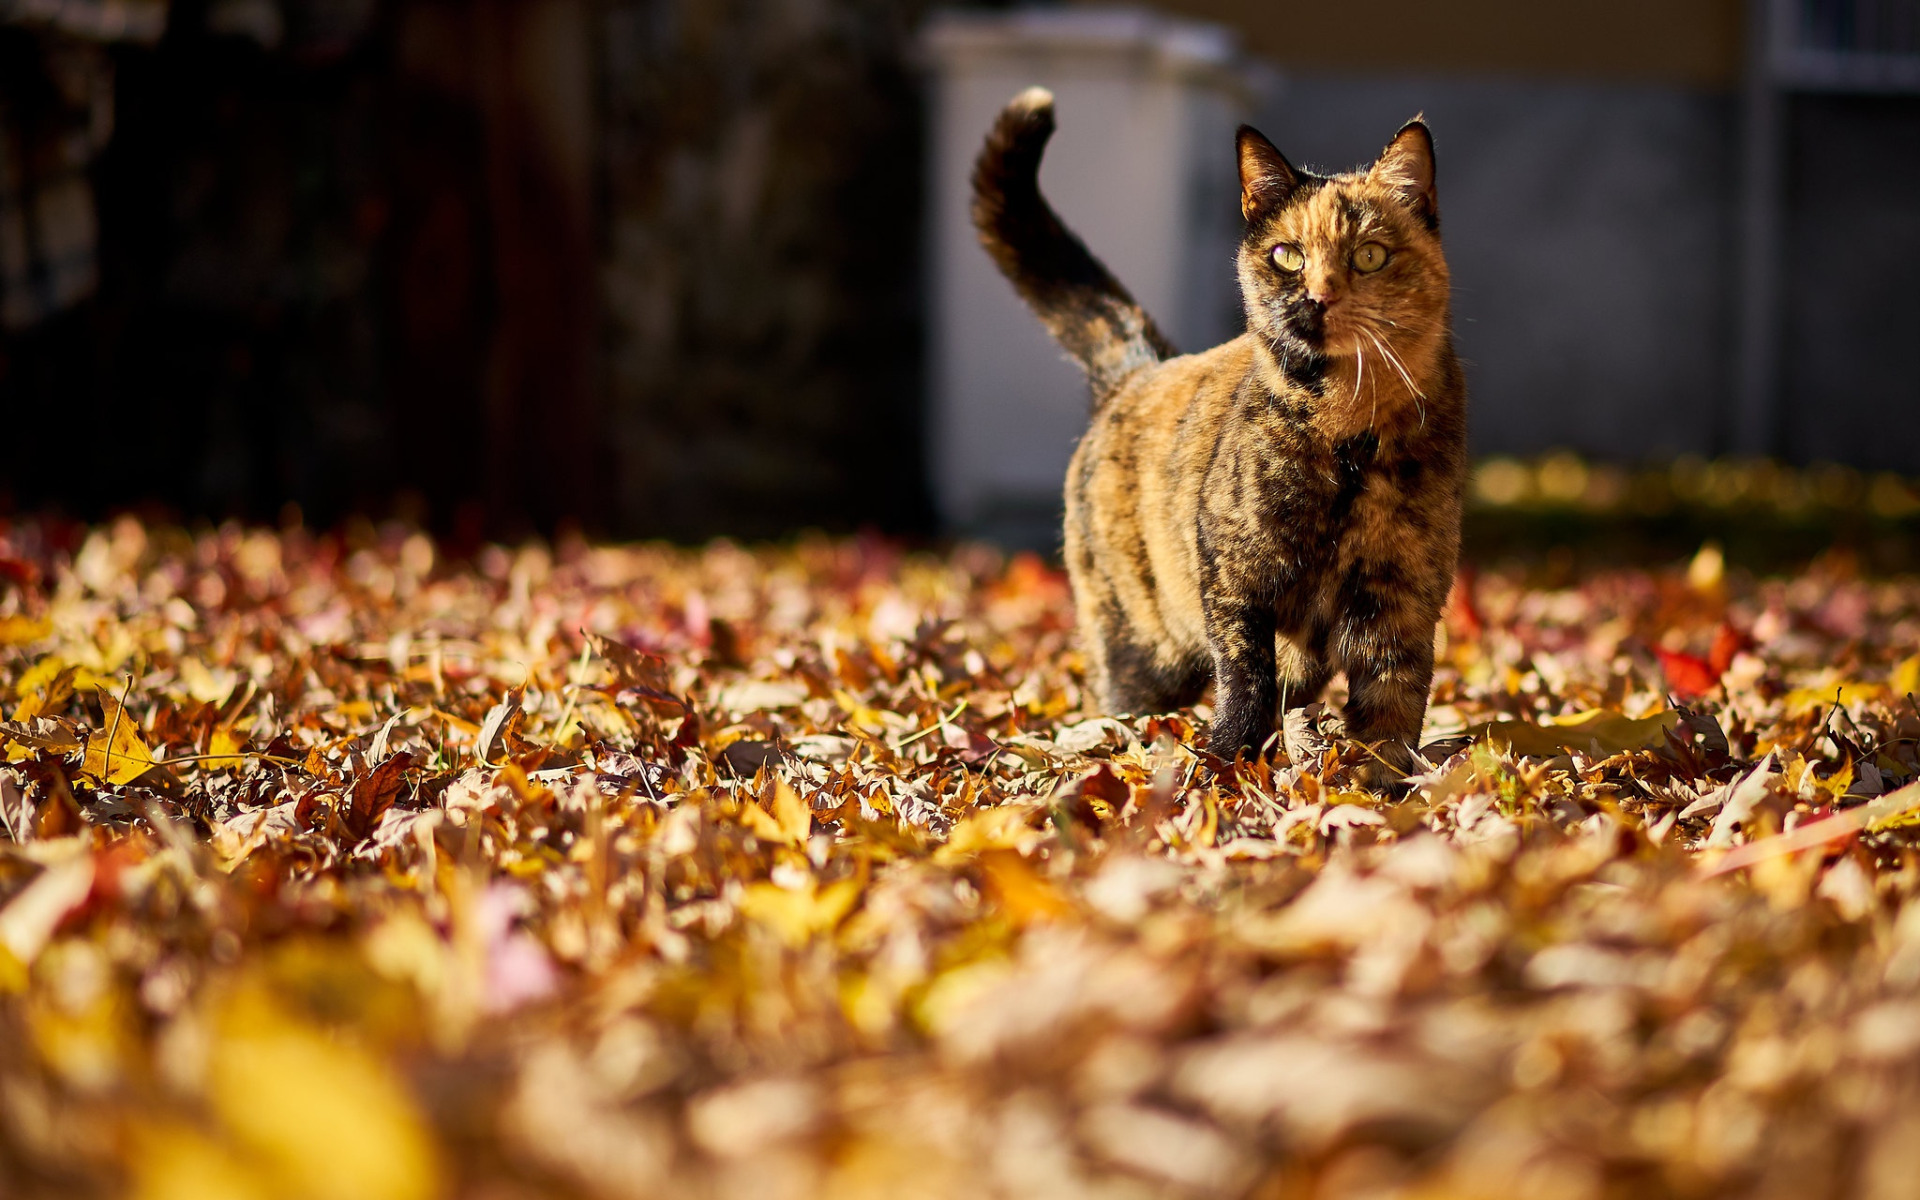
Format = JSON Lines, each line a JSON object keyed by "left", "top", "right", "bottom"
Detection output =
{"left": 1, "top": 0, "right": 1916, "bottom": 541}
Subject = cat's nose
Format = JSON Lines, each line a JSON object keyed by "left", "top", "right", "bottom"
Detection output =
{"left": 1306, "top": 280, "right": 1342, "bottom": 307}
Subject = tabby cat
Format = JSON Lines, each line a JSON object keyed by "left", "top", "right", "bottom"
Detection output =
{"left": 971, "top": 88, "right": 1466, "bottom": 777}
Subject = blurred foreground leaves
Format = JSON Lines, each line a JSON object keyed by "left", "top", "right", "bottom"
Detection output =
{"left": 2, "top": 516, "right": 1920, "bottom": 1197}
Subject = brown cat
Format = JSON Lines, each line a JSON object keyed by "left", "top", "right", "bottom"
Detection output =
{"left": 971, "top": 88, "right": 1466, "bottom": 777}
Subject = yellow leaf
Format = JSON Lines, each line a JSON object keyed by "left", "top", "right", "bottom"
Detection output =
{"left": 738, "top": 801, "right": 784, "bottom": 843}
{"left": 1471, "top": 708, "right": 1680, "bottom": 758}
{"left": 739, "top": 877, "right": 862, "bottom": 946}
{"left": 740, "top": 779, "right": 811, "bottom": 845}
{"left": 1892, "top": 655, "right": 1920, "bottom": 702}
{"left": 82, "top": 693, "right": 155, "bottom": 786}
{"left": 129, "top": 1124, "right": 271, "bottom": 1200}
{"left": 1805, "top": 758, "right": 1854, "bottom": 803}
{"left": 0, "top": 615, "right": 50, "bottom": 645}
{"left": 12, "top": 656, "right": 78, "bottom": 722}
{"left": 209, "top": 986, "right": 439, "bottom": 1200}
{"left": 1784, "top": 682, "right": 1884, "bottom": 717}
{"left": 178, "top": 656, "right": 239, "bottom": 706}
{"left": 978, "top": 850, "right": 1072, "bottom": 925}
{"left": 205, "top": 727, "right": 247, "bottom": 771}
{"left": 935, "top": 806, "right": 1040, "bottom": 863}
{"left": 11, "top": 667, "right": 75, "bottom": 722}
{"left": 771, "top": 778, "right": 811, "bottom": 845}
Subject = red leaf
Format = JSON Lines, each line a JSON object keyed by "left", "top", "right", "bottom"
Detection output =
{"left": 1446, "top": 568, "right": 1484, "bottom": 641}
{"left": 0, "top": 557, "right": 41, "bottom": 591}
{"left": 1708, "top": 621, "right": 1751, "bottom": 675}
{"left": 1655, "top": 647, "right": 1720, "bottom": 700}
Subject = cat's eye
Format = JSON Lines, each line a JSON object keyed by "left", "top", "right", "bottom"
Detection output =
{"left": 1353, "top": 242, "right": 1389, "bottom": 272}
{"left": 1271, "top": 243, "right": 1304, "bottom": 272}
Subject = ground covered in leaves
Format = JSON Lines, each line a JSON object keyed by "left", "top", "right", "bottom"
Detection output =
{"left": 5, "top": 517, "right": 1920, "bottom": 1199}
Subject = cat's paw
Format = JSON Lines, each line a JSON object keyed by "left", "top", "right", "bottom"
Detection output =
{"left": 1206, "top": 716, "right": 1272, "bottom": 762}
{"left": 1351, "top": 740, "right": 1416, "bottom": 793}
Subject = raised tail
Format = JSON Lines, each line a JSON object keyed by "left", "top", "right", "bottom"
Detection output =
{"left": 970, "top": 87, "right": 1174, "bottom": 399}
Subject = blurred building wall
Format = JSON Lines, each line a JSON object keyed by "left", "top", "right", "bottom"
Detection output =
{"left": 922, "top": 10, "right": 1255, "bottom": 544}
{"left": 600, "top": 0, "right": 933, "bottom": 540}
{"left": 0, "top": 0, "right": 935, "bottom": 540}
{"left": 1251, "top": 74, "right": 1735, "bottom": 463}
{"left": 1141, "top": 0, "right": 1745, "bottom": 85}
{"left": 2, "top": 0, "right": 1916, "bottom": 540}
{"left": 1779, "top": 93, "right": 1920, "bottom": 471}
{"left": 1064, "top": 0, "right": 1920, "bottom": 474}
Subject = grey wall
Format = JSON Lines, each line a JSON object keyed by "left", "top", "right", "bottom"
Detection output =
{"left": 1252, "top": 73, "right": 1738, "bottom": 463}
{"left": 1782, "top": 95, "right": 1920, "bottom": 470}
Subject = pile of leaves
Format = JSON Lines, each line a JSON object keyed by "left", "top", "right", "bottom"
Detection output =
{"left": 4, "top": 516, "right": 1920, "bottom": 1199}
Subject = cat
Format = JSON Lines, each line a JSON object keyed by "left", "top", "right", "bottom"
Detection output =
{"left": 971, "top": 87, "right": 1466, "bottom": 779}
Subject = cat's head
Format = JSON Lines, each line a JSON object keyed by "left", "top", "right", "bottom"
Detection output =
{"left": 1234, "top": 121, "right": 1449, "bottom": 373}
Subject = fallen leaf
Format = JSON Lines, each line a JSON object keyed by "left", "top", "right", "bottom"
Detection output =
{"left": 205, "top": 727, "right": 247, "bottom": 771}
{"left": 738, "top": 877, "right": 862, "bottom": 946}
{"left": 0, "top": 615, "right": 51, "bottom": 645}
{"left": 1704, "top": 782, "right": 1920, "bottom": 876}
{"left": 0, "top": 853, "right": 94, "bottom": 966}
{"left": 207, "top": 986, "right": 440, "bottom": 1200}
{"left": 1471, "top": 708, "right": 1680, "bottom": 758}
{"left": 348, "top": 752, "right": 416, "bottom": 841}
{"left": 1655, "top": 647, "right": 1720, "bottom": 699}
{"left": 82, "top": 692, "right": 156, "bottom": 785}
{"left": 937, "top": 805, "right": 1043, "bottom": 863}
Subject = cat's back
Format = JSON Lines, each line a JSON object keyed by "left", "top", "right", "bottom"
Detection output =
{"left": 1067, "top": 334, "right": 1259, "bottom": 656}
{"left": 1078, "top": 333, "right": 1258, "bottom": 496}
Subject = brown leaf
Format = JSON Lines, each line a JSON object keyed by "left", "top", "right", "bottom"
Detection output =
{"left": 349, "top": 751, "right": 416, "bottom": 841}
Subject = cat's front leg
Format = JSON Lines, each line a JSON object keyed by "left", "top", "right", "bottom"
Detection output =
{"left": 1336, "top": 566, "right": 1441, "bottom": 785}
{"left": 1202, "top": 593, "right": 1278, "bottom": 758}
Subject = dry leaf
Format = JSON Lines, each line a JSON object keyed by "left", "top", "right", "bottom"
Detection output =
{"left": 82, "top": 692, "right": 156, "bottom": 785}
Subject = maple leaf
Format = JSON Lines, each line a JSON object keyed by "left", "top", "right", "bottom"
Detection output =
{"left": 82, "top": 691, "right": 156, "bottom": 785}
{"left": 1654, "top": 646, "right": 1720, "bottom": 700}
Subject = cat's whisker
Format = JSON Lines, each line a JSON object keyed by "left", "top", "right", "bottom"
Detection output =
{"left": 1364, "top": 326, "right": 1425, "bottom": 400}
{"left": 1369, "top": 327, "right": 1427, "bottom": 411}
{"left": 1382, "top": 315, "right": 1443, "bottom": 338}
{"left": 1359, "top": 343, "right": 1374, "bottom": 424}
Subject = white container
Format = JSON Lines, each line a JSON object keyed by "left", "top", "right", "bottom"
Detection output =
{"left": 922, "top": 7, "right": 1263, "bottom": 541}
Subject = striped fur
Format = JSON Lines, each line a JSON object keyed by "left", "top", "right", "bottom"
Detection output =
{"left": 971, "top": 87, "right": 1176, "bottom": 398}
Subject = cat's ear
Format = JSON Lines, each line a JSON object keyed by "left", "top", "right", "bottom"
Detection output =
{"left": 1237, "top": 126, "right": 1297, "bottom": 223}
{"left": 1372, "top": 119, "right": 1438, "bottom": 224}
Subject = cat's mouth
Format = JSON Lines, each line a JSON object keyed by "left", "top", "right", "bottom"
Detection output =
{"left": 1317, "top": 310, "right": 1391, "bottom": 360}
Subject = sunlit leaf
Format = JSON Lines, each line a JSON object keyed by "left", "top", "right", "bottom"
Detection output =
{"left": 208, "top": 986, "right": 439, "bottom": 1200}
{"left": 205, "top": 726, "right": 247, "bottom": 770}
{"left": 1784, "top": 682, "right": 1884, "bottom": 716}
{"left": 82, "top": 692, "right": 156, "bottom": 785}
{"left": 1470, "top": 708, "right": 1679, "bottom": 758}
{"left": 738, "top": 877, "right": 862, "bottom": 946}
{"left": 0, "top": 615, "right": 51, "bottom": 645}
{"left": 977, "top": 850, "right": 1072, "bottom": 925}
{"left": 1654, "top": 647, "right": 1719, "bottom": 699}
{"left": 1891, "top": 654, "right": 1920, "bottom": 701}
{"left": 935, "top": 805, "right": 1041, "bottom": 863}
{"left": 128, "top": 1125, "right": 269, "bottom": 1200}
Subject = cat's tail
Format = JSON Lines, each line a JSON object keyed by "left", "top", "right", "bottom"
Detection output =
{"left": 971, "top": 88, "right": 1175, "bottom": 400}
